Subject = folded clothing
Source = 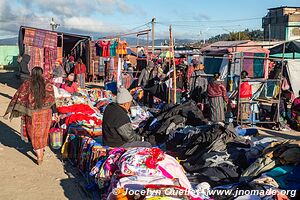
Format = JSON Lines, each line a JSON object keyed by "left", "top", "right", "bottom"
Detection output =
{"left": 58, "top": 104, "right": 95, "bottom": 115}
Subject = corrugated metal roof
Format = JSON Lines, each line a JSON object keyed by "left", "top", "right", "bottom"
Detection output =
{"left": 210, "top": 40, "right": 250, "bottom": 47}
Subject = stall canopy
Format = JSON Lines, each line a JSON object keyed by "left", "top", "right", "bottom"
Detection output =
{"left": 269, "top": 40, "right": 300, "bottom": 59}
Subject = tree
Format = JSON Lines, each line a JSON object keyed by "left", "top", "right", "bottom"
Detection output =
{"left": 207, "top": 29, "right": 264, "bottom": 42}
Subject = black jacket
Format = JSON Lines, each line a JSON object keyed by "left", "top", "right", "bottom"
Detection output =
{"left": 102, "top": 103, "right": 142, "bottom": 147}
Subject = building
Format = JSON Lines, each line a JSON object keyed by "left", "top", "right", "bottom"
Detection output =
{"left": 262, "top": 6, "right": 300, "bottom": 41}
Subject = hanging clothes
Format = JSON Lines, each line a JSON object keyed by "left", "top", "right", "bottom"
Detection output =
{"left": 116, "top": 40, "right": 128, "bottom": 55}
{"left": 110, "top": 40, "right": 118, "bottom": 57}
{"left": 100, "top": 40, "right": 110, "bottom": 57}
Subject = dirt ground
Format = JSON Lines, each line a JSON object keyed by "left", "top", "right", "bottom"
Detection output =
{"left": 0, "top": 70, "right": 299, "bottom": 200}
{"left": 0, "top": 70, "right": 91, "bottom": 200}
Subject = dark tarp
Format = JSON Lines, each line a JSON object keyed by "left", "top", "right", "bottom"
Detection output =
{"left": 269, "top": 40, "right": 300, "bottom": 55}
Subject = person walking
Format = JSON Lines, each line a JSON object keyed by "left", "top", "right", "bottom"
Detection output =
{"left": 4, "top": 67, "right": 57, "bottom": 165}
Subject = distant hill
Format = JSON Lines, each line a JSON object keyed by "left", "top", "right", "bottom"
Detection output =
{"left": 0, "top": 37, "right": 18, "bottom": 45}
{"left": 0, "top": 36, "right": 195, "bottom": 46}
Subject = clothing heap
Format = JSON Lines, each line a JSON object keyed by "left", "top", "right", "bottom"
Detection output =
{"left": 23, "top": 28, "right": 59, "bottom": 79}
{"left": 61, "top": 135, "right": 207, "bottom": 199}
{"left": 163, "top": 125, "right": 300, "bottom": 200}
{"left": 136, "top": 100, "right": 208, "bottom": 144}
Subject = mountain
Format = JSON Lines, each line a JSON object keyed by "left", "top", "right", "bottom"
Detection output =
{"left": 0, "top": 37, "right": 18, "bottom": 45}
{"left": 0, "top": 36, "right": 195, "bottom": 46}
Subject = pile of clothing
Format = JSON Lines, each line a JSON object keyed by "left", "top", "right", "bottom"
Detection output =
{"left": 137, "top": 100, "right": 208, "bottom": 144}
{"left": 61, "top": 134, "right": 208, "bottom": 199}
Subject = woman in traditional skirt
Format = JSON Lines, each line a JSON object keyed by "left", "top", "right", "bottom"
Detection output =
{"left": 207, "top": 73, "right": 228, "bottom": 123}
{"left": 74, "top": 58, "right": 87, "bottom": 89}
{"left": 4, "top": 67, "right": 57, "bottom": 165}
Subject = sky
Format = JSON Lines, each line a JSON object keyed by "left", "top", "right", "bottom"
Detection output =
{"left": 0, "top": 0, "right": 299, "bottom": 40}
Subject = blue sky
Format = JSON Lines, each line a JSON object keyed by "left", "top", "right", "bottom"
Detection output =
{"left": 0, "top": 0, "right": 299, "bottom": 39}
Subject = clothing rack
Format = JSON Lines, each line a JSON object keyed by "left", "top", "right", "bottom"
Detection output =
{"left": 235, "top": 50, "right": 286, "bottom": 127}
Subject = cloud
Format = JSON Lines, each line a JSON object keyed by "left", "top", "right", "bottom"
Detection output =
{"left": 0, "top": 0, "right": 138, "bottom": 38}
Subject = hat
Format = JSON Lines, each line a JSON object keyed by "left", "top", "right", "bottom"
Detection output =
{"left": 55, "top": 59, "right": 62, "bottom": 65}
{"left": 69, "top": 56, "right": 74, "bottom": 62}
{"left": 116, "top": 88, "right": 133, "bottom": 104}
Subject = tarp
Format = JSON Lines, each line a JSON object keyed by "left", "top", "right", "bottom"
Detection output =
{"left": 270, "top": 53, "right": 300, "bottom": 59}
{"left": 269, "top": 40, "right": 300, "bottom": 55}
{"left": 287, "top": 59, "right": 300, "bottom": 95}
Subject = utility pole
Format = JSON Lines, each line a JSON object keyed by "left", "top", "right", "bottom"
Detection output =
{"left": 151, "top": 18, "right": 155, "bottom": 57}
{"left": 50, "top": 17, "right": 60, "bottom": 31}
{"left": 268, "top": 23, "right": 271, "bottom": 43}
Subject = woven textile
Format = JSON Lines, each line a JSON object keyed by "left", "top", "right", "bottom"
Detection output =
{"left": 44, "top": 32, "right": 57, "bottom": 48}
{"left": 24, "top": 29, "right": 36, "bottom": 46}
{"left": 25, "top": 109, "right": 52, "bottom": 150}
{"left": 24, "top": 46, "right": 44, "bottom": 73}
{"left": 33, "top": 30, "right": 46, "bottom": 48}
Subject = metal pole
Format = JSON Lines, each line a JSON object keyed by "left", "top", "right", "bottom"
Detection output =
{"left": 268, "top": 24, "right": 271, "bottom": 43}
{"left": 277, "top": 42, "right": 286, "bottom": 127}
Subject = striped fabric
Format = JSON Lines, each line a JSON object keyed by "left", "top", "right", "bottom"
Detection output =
{"left": 50, "top": 125, "right": 63, "bottom": 149}
{"left": 209, "top": 96, "right": 225, "bottom": 122}
{"left": 44, "top": 32, "right": 57, "bottom": 48}
{"left": 24, "top": 46, "right": 44, "bottom": 73}
{"left": 33, "top": 30, "right": 46, "bottom": 48}
{"left": 24, "top": 29, "right": 35, "bottom": 46}
{"left": 24, "top": 109, "right": 52, "bottom": 150}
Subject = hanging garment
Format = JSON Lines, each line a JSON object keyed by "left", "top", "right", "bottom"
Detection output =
{"left": 44, "top": 32, "right": 58, "bottom": 48}
{"left": 24, "top": 46, "right": 44, "bottom": 73}
{"left": 110, "top": 40, "right": 118, "bottom": 57}
{"left": 287, "top": 59, "right": 300, "bottom": 97}
{"left": 100, "top": 40, "right": 110, "bottom": 57}
{"left": 33, "top": 30, "right": 46, "bottom": 48}
{"left": 116, "top": 40, "right": 128, "bottom": 55}
{"left": 117, "top": 57, "right": 122, "bottom": 86}
{"left": 24, "top": 29, "right": 36, "bottom": 46}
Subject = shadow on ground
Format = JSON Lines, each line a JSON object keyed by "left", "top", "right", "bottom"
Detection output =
{"left": 0, "top": 92, "right": 13, "bottom": 99}
{"left": 0, "top": 121, "right": 36, "bottom": 163}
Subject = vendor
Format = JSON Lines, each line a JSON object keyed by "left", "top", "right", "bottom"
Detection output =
{"left": 74, "top": 58, "right": 86, "bottom": 89}
{"left": 292, "top": 90, "right": 300, "bottom": 127}
{"left": 62, "top": 73, "right": 78, "bottom": 94}
{"left": 52, "top": 59, "right": 65, "bottom": 88}
{"left": 240, "top": 70, "right": 252, "bottom": 120}
{"left": 102, "top": 88, "right": 143, "bottom": 147}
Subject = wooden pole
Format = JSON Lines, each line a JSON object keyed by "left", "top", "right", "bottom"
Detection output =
{"left": 151, "top": 18, "right": 155, "bottom": 57}
{"left": 168, "top": 25, "right": 177, "bottom": 104}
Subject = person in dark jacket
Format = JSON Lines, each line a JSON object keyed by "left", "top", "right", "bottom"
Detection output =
{"left": 207, "top": 73, "right": 228, "bottom": 123}
{"left": 189, "top": 62, "right": 208, "bottom": 103}
{"left": 138, "top": 61, "right": 155, "bottom": 107}
{"left": 17, "top": 54, "right": 31, "bottom": 81}
{"left": 102, "top": 88, "right": 143, "bottom": 147}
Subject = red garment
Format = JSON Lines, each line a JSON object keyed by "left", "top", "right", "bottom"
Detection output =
{"left": 74, "top": 63, "right": 86, "bottom": 74}
{"left": 65, "top": 113, "right": 102, "bottom": 126}
{"left": 207, "top": 81, "right": 228, "bottom": 102}
{"left": 100, "top": 40, "right": 110, "bottom": 57}
{"left": 62, "top": 82, "right": 78, "bottom": 93}
{"left": 240, "top": 81, "right": 252, "bottom": 98}
{"left": 187, "top": 66, "right": 194, "bottom": 82}
{"left": 57, "top": 104, "right": 95, "bottom": 115}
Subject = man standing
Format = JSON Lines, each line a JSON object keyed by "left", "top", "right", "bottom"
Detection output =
{"left": 102, "top": 88, "right": 143, "bottom": 147}
{"left": 138, "top": 61, "right": 155, "bottom": 107}
{"left": 189, "top": 62, "right": 208, "bottom": 104}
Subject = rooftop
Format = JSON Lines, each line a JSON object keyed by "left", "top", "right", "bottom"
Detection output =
{"left": 268, "top": 6, "right": 300, "bottom": 10}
